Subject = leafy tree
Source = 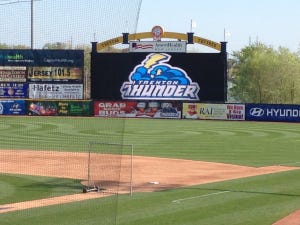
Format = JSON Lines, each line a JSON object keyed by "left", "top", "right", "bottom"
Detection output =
{"left": 0, "top": 43, "right": 29, "bottom": 49}
{"left": 230, "top": 43, "right": 300, "bottom": 104}
{"left": 42, "top": 42, "right": 71, "bottom": 49}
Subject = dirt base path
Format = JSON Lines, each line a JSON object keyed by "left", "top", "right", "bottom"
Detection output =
{"left": 0, "top": 150, "right": 298, "bottom": 224}
{"left": 272, "top": 209, "right": 300, "bottom": 225}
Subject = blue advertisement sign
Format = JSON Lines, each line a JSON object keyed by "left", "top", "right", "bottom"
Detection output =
{"left": 0, "top": 100, "right": 26, "bottom": 115}
{"left": 246, "top": 104, "right": 300, "bottom": 122}
{"left": 0, "top": 49, "right": 83, "bottom": 67}
{"left": 0, "top": 82, "right": 28, "bottom": 98}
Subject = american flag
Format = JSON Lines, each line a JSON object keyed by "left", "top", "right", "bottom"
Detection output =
{"left": 132, "top": 43, "right": 154, "bottom": 49}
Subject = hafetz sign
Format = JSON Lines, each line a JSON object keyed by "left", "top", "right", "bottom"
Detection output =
{"left": 28, "top": 83, "right": 83, "bottom": 99}
{"left": 120, "top": 53, "right": 200, "bottom": 100}
{"left": 129, "top": 41, "right": 187, "bottom": 53}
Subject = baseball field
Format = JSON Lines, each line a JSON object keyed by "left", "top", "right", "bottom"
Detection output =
{"left": 0, "top": 116, "right": 299, "bottom": 225}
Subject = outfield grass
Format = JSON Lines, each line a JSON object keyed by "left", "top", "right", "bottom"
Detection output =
{"left": 0, "top": 116, "right": 299, "bottom": 224}
{"left": 0, "top": 116, "right": 299, "bottom": 166}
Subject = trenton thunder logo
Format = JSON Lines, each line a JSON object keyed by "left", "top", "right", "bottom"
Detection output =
{"left": 120, "top": 53, "right": 200, "bottom": 100}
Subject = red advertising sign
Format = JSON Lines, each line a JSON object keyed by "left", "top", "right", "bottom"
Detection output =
{"left": 94, "top": 101, "right": 137, "bottom": 117}
{"left": 94, "top": 101, "right": 181, "bottom": 118}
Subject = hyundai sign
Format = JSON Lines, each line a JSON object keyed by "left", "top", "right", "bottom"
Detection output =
{"left": 246, "top": 104, "right": 300, "bottom": 122}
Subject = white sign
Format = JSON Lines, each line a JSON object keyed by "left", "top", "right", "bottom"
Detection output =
{"left": 29, "top": 83, "right": 83, "bottom": 99}
{"left": 129, "top": 41, "right": 187, "bottom": 53}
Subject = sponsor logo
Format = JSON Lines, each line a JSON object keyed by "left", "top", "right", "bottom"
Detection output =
{"left": 151, "top": 26, "right": 164, "bottom": 41}
{"left": 250, "top": 107, "right": 264, "bottom": 117}
{"left": 266, "top": 108, "right": 300, "bottom": 118}
{"left": 130, "top": 41, "right": 186, "bottom": 53}
{"left": 250, "top": 106, "right": 300, "bottom": 118}
{"left": 0, "top": 103, "right": 3, "bottom": 114}
{"left": 120, "top": 53, "right": 200, "bottom": 100}
{"left": 0, "top": 53, "right": 33, "bottom": 63}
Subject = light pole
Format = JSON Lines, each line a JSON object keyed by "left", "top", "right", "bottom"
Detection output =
{"left": 31, "top": 0, "right": 33, "bottom": 49}
{"left": 0, "top": 0, "right": 38, "bottom": 48}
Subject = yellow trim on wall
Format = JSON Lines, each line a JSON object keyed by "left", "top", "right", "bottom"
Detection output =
{"left": 96, "top": 32, "right": 221, "bottom": 52}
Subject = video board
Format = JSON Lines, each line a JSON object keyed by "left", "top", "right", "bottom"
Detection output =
{"left": 91, "top": 52, "right": 226, "bottom": 102}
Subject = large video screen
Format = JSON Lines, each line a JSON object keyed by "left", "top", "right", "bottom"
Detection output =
{"left": 91, "top": 52, "right": 226, "bottom": 102}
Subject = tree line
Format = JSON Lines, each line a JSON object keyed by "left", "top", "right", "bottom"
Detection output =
{"left": 229, "top": 43, "right": 300, "bottom": 104}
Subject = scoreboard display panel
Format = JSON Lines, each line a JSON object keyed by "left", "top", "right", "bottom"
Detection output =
{"left": 91, "top": 52, "right": 226, "bottom": 102}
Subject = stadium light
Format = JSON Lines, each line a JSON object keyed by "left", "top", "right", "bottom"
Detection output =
{"left": 0, "top": 0, "right": 41, "bottom": 48}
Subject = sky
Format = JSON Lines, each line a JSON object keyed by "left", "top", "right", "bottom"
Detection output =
{"left": 0, "top": 0, "right": 299, "bottom": 54}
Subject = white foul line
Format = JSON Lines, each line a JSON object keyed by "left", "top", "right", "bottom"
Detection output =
{"left": 172, "top": 191, "right": 230, "bottom": 203}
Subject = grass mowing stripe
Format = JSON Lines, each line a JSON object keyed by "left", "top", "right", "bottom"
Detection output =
{"left": 172, "top": 190, "right": 230, "bottom": 203}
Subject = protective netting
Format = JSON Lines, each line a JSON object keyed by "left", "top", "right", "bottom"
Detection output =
{"left": 85, "top": 142, "right": 133, "bottom": 195}
{"left": 0, "top": 0, "right": 142, "bottom": 48}
{"left": 0, "top": 1, "right": 142, "bottom": 224}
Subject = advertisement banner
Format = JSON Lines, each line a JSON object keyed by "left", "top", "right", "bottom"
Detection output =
{"left": 28, "top": 100, "right": 91, "bottom": 116}
{"left": 57, "top": 101, "right": 91, "bottom": 116}
{"left": 246, "top": 104, "right": 300, "bottom": 122}
{"left": 27, "top": 67, "right": 83, "bottom": 82}
{"left": 0, "top": 49, "right": 83, "bottom": 67}
{"left": 129, "top": 41, "right": 187, "bottom": 53}
{"left": 0, "top": 99, "right": 26, "bottom": 115}
{"left": 226, "top": 104, "right": 245, "bottom": 120}
{"left": 0, "top": 66, "right": 26, "bottom": 82}
{"left": 0, "top": 82, "right": 28, "bottom": 98}
{"left": 28, "top": 83, "right": 83, "bottom": 99}
{"left": 94, "top": 101, "right": 181, "bottom": 118}
{"left": 182, "top": 103, "right": 245, "bottom": 120}
{"left": 28, "top": 101, "right": 58, "bottom": 116}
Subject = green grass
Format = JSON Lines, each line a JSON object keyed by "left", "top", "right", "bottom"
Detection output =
{"left": 1, "top": 170, "right": 300, "bottom": 225}
{"left": 0, "top": 116, "right": 299, "bottom": 166}
{"left": 124, "top": 119, "right": 300, "bottom": 166}
{"left": 0, "top": 174, "right": 82, "bottom": 204}
{"left": 0, "top": 116, "right": 299, "bottom": 224}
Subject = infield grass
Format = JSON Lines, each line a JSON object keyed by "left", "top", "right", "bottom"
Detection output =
{"left": 0, "top": 116, "right": 299, "bottom": 224}
{"left": 0, "top": 174, "right": 82, "bottom": 204}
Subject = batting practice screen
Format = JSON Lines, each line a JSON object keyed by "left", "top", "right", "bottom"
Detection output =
{"left": 91, "top": 52, "right": 226, "bottom": 102}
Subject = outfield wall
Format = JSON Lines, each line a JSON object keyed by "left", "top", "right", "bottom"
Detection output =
{"left": 0, "top": 99, "right": 92, "bottom": 116}
{"left": 1, "top": 99, "right": 299, "bottom": 123}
